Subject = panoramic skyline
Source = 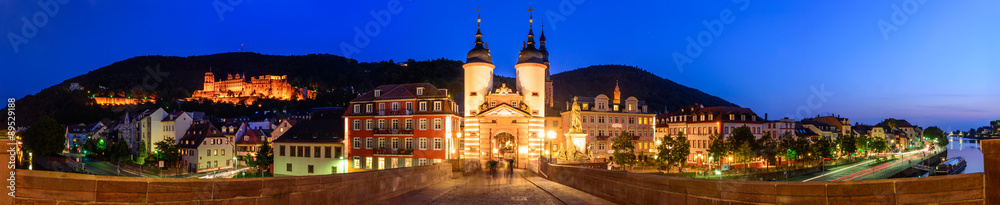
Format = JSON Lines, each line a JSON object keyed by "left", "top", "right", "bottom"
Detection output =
{"left": 2, "top": 0, "right": 998, "bottom": 131}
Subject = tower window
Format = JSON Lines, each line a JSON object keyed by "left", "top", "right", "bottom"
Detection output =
{"left": 470, "top": 92, "right": 477, "bottom": 96}
{"left": 532, "top": 92, "right": 539, "bottom": 97}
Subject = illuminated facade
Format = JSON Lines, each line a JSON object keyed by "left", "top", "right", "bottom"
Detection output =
{"left": 190, "top": 72, "right": 315, "bottom": 104}
{"left": 658, "top": 104, "right": 764, "bottom": 164}
{"left": 344, "top": 83, "right": 461, "bottom": 172}
{"left": 90, "top": 97, "right": 156, "bottom": 106}
{"left": 560, "top": 84, "right": 656, "bottom": 160}
{"left": 463, "top": 13, "right": 553, "bottom": 169}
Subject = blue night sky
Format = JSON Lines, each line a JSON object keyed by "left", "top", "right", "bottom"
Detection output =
{"left": 1, "top": 0, "right": 998, "bottom": 131}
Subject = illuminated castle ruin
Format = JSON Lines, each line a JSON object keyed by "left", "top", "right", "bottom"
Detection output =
{"left": 190, "top": 72, "right": 315, "bottom": 104}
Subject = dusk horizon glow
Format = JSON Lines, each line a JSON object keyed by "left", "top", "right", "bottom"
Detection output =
{"left": 2, "top": 0, "right": 997, "bottom": 131}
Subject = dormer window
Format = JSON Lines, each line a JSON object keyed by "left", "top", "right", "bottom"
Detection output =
{"left": 374, "top": 90, "right": 382, "bottom": 97}
{"left": 416, "top": 87, "right": 424, "bottom": 96}
{"left": 730, "top": 114, "right": 735, "bottom": 120}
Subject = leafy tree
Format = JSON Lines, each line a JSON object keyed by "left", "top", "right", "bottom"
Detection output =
{"left": 108, "top": 138, "right": 132, "bottom": 162}
{"left": 793, "top": 136, "right": 812, "bottom": 162}
{"left": 154, "top": 137, "right": 181, "bottom": 164}
{"left": 758, "top": 133, "right": 779, "bottom": 171}
{"left": 135, "top": 141, "right": 148, "bottom": 165}
{"left": 655, "top": 134, "right": 675, "bottom": 170}
{"left": 706, "top": 133, "right": 727, "bottom": 168}
{"left": 924, "top": 126, "right": 947, "bottom": 146}
{"left": 777, "top": 132, "right": 797, "bottom": 167}
{"left": 838, "top": 133, "right": 858, "bottom": 160}
{"left": 813, "top": 137, "right": 834, "bottom": 159}
{"left": 727, "top": 126, "right": 757, "bottom": 172}
{"left": 871, "top": 136, "right": 889, "bottom": 154}
{"left": 252, "top": 142, "right": 274, "bottom": 174}
{"left": 656, "top": 132, "right": 691, "bottom": 173}
{"left": 670, "top": 132, "right": 690, "bottom": 173}
{"left": 21, "top": 117, "right": 66, "bottom": 156}
{"left": 969, "top": 128, "right": 976, "bottom": 137}
{"left": 610, "top": 131, "right": 636, "bottom": 171}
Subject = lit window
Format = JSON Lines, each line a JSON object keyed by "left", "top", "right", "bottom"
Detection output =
{"left": 419, "top": 119, "right": 428, "bottom": 130}
{"left": 433, "top": 119, "right": 443, "bottom": 130}
{"left": 433, "top": 138, "right": 443, "bottom": 150}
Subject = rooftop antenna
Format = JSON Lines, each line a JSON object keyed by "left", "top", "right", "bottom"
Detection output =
{"left": 240, "top": 43, "right": 244, "bottom": 52}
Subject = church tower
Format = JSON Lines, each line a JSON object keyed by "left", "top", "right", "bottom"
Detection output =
{"left": 463, "top": 11, "right": 495, "bottom": 117}
{"left": 514, "top": 13, "right": 546, "bottom": 117}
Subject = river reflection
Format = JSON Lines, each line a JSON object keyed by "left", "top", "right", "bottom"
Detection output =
{"left": 945, "top": 137, "right": 983, "bottom": 174}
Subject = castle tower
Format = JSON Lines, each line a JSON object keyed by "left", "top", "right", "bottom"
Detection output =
{"left": 463, "top": 11, "right": 495, "bottom": 117}
{"left": 204, "top": 71, "right": 215, "bottom": 91}
{"left": 514, "top": 13, "right": 546, "bottom": 117}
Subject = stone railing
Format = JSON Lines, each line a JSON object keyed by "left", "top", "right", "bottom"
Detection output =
{"left": 4, "top": 162, "right": 451, "bottom": 204}
{"left": 537, "top": 139, "right": 1000, "bottom": 204}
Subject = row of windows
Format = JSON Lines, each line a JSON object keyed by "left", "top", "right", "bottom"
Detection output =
{"left": 353, "top": 101, "right": 445, "bottom": 113}
{"left": 585, "top": 129, "right": 653, "bottom": 138}
{"left": 285, "top": 163, "right": 338, "bottom": 174}
{"left": 352, "top": 137, "right": 443, "bottom": 150}
{"left": 582, "top": 115, "right": 654, "bottom": 125}
{"left": 668, "top": 114, "right": 757, "bottom": 122}
{"left": 352, "top": 118, "right": 446, "bottom": 130}
{"left": 198, "top": 160, "right": 229, "bottom": 169}
{"left": 352, "top": 157, "right": 437, "bottom": 169}
{"left": 668, "top": 126, "right": 765, "bottom": 135}
{"left": 278, "top": 145, "right": 343, "bottom": 158}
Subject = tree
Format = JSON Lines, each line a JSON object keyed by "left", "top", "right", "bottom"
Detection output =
{"left": 610, "top": 131, "right": 636, "bottom": 171}
{"left": 758, "top": 133, "right": 779, "bottom": 171}
{"left": 727, "top": 126, "right": 757, "bottom": 172}
{"left": 838, "top": 133, "right": 858, "bottom": 160}
{"left": 154, "top": 137, "right": 181, "bottom": 164}
{"left": 777, "top": 132, "right": 797, "bottom": 167}
{"left": 21, "top": 117, "right": 66, "bottom": 156}
{"left": 135, "top": 141, "right": 148, "bottom": 165}
{"left": 813, "top": 137, "right": 834, "bottom": 159}
{"left": 670, "top": 132, "right": 690, "bottom": 173}
{"left": 655, "top": 134, "right": 675, "bottom": 170}
{"left": 706, "top": 133, "right": 727, "bottom": 168}
{"left": 924, "top": 126, "right": 947, "bottom": 146}
{"left": 871, "top": 136, "right": 889, "bottom": 154}
{"left": 252, "top": 142, "right": 274, "bottom": 174}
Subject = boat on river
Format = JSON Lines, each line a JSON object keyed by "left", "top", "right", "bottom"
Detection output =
{"left": 934, "top": 157, "right": 966, "bottom": 175}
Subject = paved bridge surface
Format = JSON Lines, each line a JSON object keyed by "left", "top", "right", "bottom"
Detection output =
{"left": 377, "top": 169, "right": 614, "bottom": 205}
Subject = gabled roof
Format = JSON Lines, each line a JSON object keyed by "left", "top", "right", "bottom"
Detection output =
{"left": 237, "top": 129, "right": 267, "bottom": 145}
{"left": 178, "top": 123, "right": 225, "bottom": 149}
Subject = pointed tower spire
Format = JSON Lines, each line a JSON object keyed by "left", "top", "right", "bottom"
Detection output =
{"left": 466, "top": 7, "right": 491, "bottom": 64}
{"left": 614, "top": 80, "right": 621, "bottom": 104}
{"left": 526, "top": 7, "right": 536, "bottom": 48}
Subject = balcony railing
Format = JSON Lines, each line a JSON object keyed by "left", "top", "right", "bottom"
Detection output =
{"left": 374, "top": 129, "right": 414, "bottom": 135}
{"left": 374, "top": 148, "right": 414, "bottom": 156}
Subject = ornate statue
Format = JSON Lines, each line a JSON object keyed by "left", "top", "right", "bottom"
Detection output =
{"left": 570, "top": 97, "right": 583, "bottom": 133}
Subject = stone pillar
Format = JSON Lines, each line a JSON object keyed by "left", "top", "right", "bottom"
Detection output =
{"left": 984, "top": 139, "right": 1000, "bottom": 204}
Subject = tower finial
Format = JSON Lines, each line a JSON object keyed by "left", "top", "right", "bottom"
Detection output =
{"left": 528, "top": 7, "right": 534, "bottom": 24}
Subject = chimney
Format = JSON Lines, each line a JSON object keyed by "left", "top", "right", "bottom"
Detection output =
{"left": 765, "top": 113, "right": 768, "bottom": 121}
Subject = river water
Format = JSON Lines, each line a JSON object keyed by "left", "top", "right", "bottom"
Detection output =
{"left": 945, "top": 137, "right": 983, "bottom": 174}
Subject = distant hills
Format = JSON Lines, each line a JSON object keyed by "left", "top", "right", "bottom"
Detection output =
{"left": 9, "top": 52, "right": 736, "bottom": 125}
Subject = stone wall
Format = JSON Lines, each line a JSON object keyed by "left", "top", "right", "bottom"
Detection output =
{"left": 540, "top": 160, "right": 987, "bottom": 204}
{"left": 7, "top": 162, "right": 452, "bottom": 204}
